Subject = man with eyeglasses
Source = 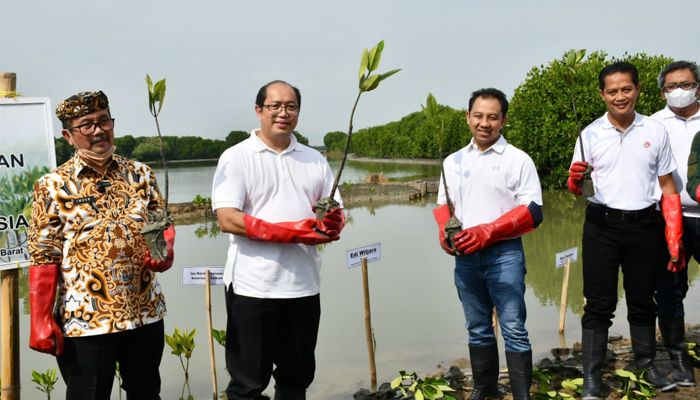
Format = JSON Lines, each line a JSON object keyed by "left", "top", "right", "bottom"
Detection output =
{"left": 212, "top": 80, "right": 345, "bottom": 400}
{"left": 650, "top": 60, "right": 700, "bottom": 387}
{"left": 28, "top": 91, "right": 174, "bottom": 399}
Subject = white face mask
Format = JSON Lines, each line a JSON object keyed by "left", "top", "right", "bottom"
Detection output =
{"left": 665, "top": 87, "right": 698, "bottom": 109}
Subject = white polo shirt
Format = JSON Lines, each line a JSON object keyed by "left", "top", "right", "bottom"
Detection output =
{"left": 437, "top": 135, "right": 542, "bottom": 229}
{"left": 571, "top": 112, "right": 676, "bottom": 210}
{"left": 651, "top": 103, "right": 700, "bottom": 217}
{"left": 211, "top": 131, "right": 342, "bottom": 298}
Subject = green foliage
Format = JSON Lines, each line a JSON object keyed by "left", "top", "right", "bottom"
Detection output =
{"left": 31, "top": 368, "right": 58, "bottom": 399}
{"left": 351, "top": 107, "right": 469, "bottom": 159}
{"left": 323, "top": 131, "right": 348, "bottom": 153}
{"left": 391, "top": 371, "right": 456, "bottom": 400}
{"left": 226, "top": 130, "right": 249, "bottom": 147}
{"left": 166, "top": 327, "right": 197, "bottom": 400}
{"left": 507, "top": 50, "right": 673, "bottom": 188}
{"left": 613, "top": 369, "right": 656, "bottom": 399}
{"left": 53, "top": 137, "right": 73, "bottom": 163}
{"left": 358, "top": 40, "right": 401, "bottom": 93}
{"left": 212, "top": 328, "right": 226, "bottom": 347}
{"left": 192, "top": 194, "right": 212, "bottom": 207}
{"left": 133, "top": 137, "right": 170, "bottom": 161}
{"left": 146, "top": 75, "right": 166, "bottom": 118}
{"left": 293, "top": 131, "right": 310, "bottom": 145}
{"left": 531, "top": 368, "right": 579, "bottom": 399}
{"left": 689, "top": 341, "right": 700, "bottom": 361}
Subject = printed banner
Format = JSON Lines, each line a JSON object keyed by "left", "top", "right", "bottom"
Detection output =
{"left": 0, "top": 98, "right": 56, "bottom": 270}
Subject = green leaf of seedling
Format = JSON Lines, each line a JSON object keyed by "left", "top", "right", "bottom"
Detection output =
{"left": 390, "top": 376, "right": 402, "bottom": 388}
{"left": 359, "top": 49, "right": 369, "bottom": 80}
{"left": 377, "top": 68, "right": 401, "bottom": 83}
{"left": 146, "top": 74, "right": 154, "bottom": 93}
{"left": 368, "top": 40, "right": 385, "bottom": 72}
{"left": 614, "top": 369, "right": 636, "bottom": 379}
{"left": 437, "top": 384, "right": 454, "bottom": 391}
{"left": 360, "top": 74, "right": 380, "bottom": 92}
{"left": 415, "top": 390, "right": 424, "bottom": 400}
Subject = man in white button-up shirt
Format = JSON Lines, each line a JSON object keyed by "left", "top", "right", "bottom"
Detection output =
{"left": 568, "top": 62, "right": 683, "bottom": 399}
{"left": 434, "top": 88, "right": 543, "bottom": 400}
{"left": 212, "top": 80, "right": 345, "bottom": 400}
{"left": 650, "top": 60, "right": 700, "bottom": 388}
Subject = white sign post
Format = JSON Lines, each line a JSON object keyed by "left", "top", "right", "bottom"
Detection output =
{"left": 346, "top": 242, "right": 381, "bottom": 267}
{"left": 556, "top": 247, "right": 578, "bottom": 333}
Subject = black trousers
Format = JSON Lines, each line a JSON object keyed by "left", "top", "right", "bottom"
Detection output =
{"left": 655, "top": 216, "right": 696, "bottom": 320}
{"left": 581, "top": 204, "right": 666, "bottom": 330}
{"left": 224, "top": 287, "right": 321, "bottom": 400}
{"left": 56, "top": 319, "right": 164, "bottom": 400}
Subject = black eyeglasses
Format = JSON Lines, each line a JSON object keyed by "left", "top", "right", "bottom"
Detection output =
{"left": 261, "top": 104, "right": 299, "bottom": 115}
{"left": 663, "top": 81, "right": 699, "bottom": 93}
{"left": 68, "top": 118, "right": 115, "bottom": 135}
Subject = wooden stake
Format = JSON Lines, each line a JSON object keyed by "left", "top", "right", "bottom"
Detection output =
{"left": 1, "top": 265, "right": 20, "bottom": 399}
{"left": 361, "top": 257, "right": 377, "bottom": 393}
{"left": 0, "top": 72, "right": 16, "bottom": 97}
{"left": 205, "top": 270, "right": 218, "bottom": 400}
{"left": 558, "top": 258, "right": 572, "bottom": 333}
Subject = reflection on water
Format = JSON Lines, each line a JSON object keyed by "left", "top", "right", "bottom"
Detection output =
{"left": 10, "top": 166, "right": 700, "bottom": 400}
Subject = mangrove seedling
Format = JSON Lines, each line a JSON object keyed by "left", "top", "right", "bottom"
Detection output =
{"left": 165, "top": 327, "right": 197, "bottom": 399}
{"left": 315, "top": 40, "right": 400, "bottom": 219}
{"left": 391, "top": 370, "right": 456, "bottom": 400}
{"left": 141, "top": 74, "right": 174, "bottom": 261}
{"left": 31, "top": 368, "right": 58, "bottom": 400}
{"left": 613, "top": 368, "right": 656, "bottom": 400}
{"left": 212, "top": 328, "right": 226, "bottom": 347}
{"left": 422, "top": 93, "right": 462, "bottom": 249}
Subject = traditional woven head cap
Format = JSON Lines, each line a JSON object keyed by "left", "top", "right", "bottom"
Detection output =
{"left": 55, "top": 91, "right": 109, "bottom": 122}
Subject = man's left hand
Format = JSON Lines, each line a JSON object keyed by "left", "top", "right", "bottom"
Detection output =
{"left": 314, "top": 208, "right": 345, "bottom": 237}
{"left": 144, "top": 225, "right": 175, "bottom": 272}
{"left": 453, "top": 224, "right": 493, "bottom": 255}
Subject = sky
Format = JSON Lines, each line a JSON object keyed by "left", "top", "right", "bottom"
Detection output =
{"left": 3, "top": 0, "right": 699, "bottom": 146}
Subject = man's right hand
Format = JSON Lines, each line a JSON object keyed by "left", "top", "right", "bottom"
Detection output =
{"left": 29, "top": 264, "right": 64, "bottom": 355}
{"left": 244, "top": 215, "right": 339, "bottom": 245}
{"left": 567, "top": 161, "right": 589, "bottom": 196}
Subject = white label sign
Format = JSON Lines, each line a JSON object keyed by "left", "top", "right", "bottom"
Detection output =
{"left": 346, "top": 243, "right": 381, "bottom": 268}
{"left": 182, "top": 266, "right": 225, "bottom": 285}
{"left": 555, "top": 247, "right": 578, "bottom": 268}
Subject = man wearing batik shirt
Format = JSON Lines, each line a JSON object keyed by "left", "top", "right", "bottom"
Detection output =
{"left": 28, "top": 90, "right": 175, "bottom": 399}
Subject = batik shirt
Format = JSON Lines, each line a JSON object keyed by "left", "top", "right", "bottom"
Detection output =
{"left": 28, "top": 154, "right": 167, "bottom": 337}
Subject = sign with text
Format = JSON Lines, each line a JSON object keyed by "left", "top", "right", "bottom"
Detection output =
{"left": 346, "top": 243, "right": 381, "bottom": 268}
{"left": 0, "top": 98, "right": 56, "bottom": 270}
{"left": 555, "top": 247, "right": 578, "bottom": 268}
{"left": 182, "top": 266, "right": 225, "bottom": 285}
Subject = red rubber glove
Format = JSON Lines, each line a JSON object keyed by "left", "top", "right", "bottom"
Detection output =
{"left": 567, "top": 161, "right": 589, "bottom": 196}
{"left": 144, "top": 224, "right": 176, "bottom": 272}
{"left": 314, "top": 208, "right": 345, "bottom": 237}
{"left": 244, "top": 215, "right": 339, "bottom": 245}
{"left": 661, "top": 194, "right": 686, "bottom": 272}
{"left": 454, "top": 205, "right": 536, "bottom": 254}
{"left": 29, "top": 264, "right": 63, "bottom": 355}
{"left": 433, "top": 204, "right": 456, "bottom": 255}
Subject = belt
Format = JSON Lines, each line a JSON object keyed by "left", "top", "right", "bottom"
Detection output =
{"left": 586, "top": 203, "right": 658, "bottom": 221}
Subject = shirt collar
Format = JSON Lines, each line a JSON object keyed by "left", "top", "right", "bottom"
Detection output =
{"left": 657, "top": 103, "right": 700, "bottom": 121}
{"left": 601, "top": 112, "right": 644, "bottom": 132}
{"left": 250, "top": 129, "right": 302, "bottom": 154}
{"left": 71, "top": 152, "right": 120, "bottom": 178}
{"left": 466, "top": 134, "right": 507, "bottom": 154}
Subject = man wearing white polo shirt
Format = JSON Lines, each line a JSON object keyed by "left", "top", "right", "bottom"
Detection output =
{"left": 434, "top": 88, "right": 543, "bottom": 400}
{"left": 567, "top": 62, "right": 683, "bottom": 399}
{"left": 650, "top": 60, "right": 700, "bottom": 387}
{"left": 211, "top": 80, "right": 345, "bottom": 400}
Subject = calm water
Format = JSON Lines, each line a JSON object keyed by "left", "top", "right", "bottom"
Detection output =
{"left": 11, "top": 162, "right": 700, "bottom": 399}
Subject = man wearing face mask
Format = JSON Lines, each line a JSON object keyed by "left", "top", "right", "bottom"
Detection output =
{"left": 28, "top": 91, "right": 175, "bottom": 399}
{"left": 650, "top": 60, "right": 700, "bottom": 387}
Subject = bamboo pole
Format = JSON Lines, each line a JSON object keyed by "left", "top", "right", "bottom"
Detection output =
{"left": 1, "top": 264, "right": 20, "bottom": 400}
{"left": 558, "top": 258, "right": 572, "bottom": 333}
{"left": 205, "top": 270, "right": 218, "bottom": 400}
{"left": 0, "top": 72, "right": 16, "bottom": 97}
{"left": 361, "top": 257, "right": 377, "bottom": 393}
{"left": 1, "top": 73, "right": 20, "bottom": 400}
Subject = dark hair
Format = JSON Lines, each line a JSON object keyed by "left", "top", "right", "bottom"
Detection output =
{"left": 657, "top": 60, "right": 700, "bottom": 89}
{"left": 468, "top": 88, "right": 508, "bottom": 117}
{"left": 598, "top": 61, "right": 639, "bottom": 90}
{"left": 255, "top": 80, "right": 301, "bottom": 108}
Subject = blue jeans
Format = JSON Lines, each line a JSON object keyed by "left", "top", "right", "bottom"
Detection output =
{"left": 454, "top": 238, "right": 531, "bottom": 352}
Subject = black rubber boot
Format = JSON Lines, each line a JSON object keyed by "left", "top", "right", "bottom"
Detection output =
{"left": 468, "top": 344, "right": 500, "bottom": 400}
{"left": 659, "top": 317, "right": 696, "bottom": 387}
{"left": 505, "top": 350, "right": 532, "bottom": 400}
{"left": 581, "top": 329, "right": 608, "bottom": 400}
{"left": 273, "top": 385, "right": 305, "bottom": 400}
{"left": 629, "top": 324, "right": 677, "bottom": 392}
